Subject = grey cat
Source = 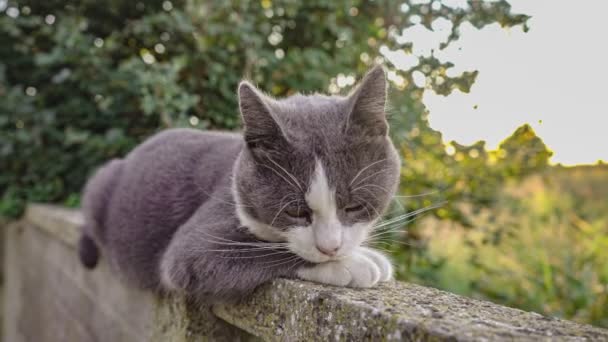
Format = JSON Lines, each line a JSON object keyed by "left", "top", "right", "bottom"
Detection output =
{"left": 79, "top": 66, "right": 401, "bottom": 302}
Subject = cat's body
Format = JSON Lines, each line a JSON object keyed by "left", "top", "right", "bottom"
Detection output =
{"left": 79, "top": 67, "right": 401, "bottom": 302}
{"left": 81, "top": 130, "right": 255, "bottom": 294}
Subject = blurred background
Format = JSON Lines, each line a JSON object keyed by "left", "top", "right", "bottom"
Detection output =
{"left": 1, "top": 0, "right": 606, "bottom": 328}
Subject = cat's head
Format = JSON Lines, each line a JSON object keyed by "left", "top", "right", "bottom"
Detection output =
{"left": 232, "top": 66, "right": 400, "bottom": 263}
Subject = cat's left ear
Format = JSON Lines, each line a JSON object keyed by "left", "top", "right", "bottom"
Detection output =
{"left": 345, "top": 66, "right": 388, "bottom": 137}
{"left": 238, "top": 81, "right": 288, "bottom": 149}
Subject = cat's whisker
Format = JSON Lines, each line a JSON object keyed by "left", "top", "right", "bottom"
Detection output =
{"left": 353, "top": 183, "right": 391, "bottom": 195}
{"left": 365, "top": 223, "right": 428, "bottom": 246}
{"left": 372, "top": 215, "right": 420, "bottom": 233}
{"left": 205, "top": 238, "right": 289, "bottom": 247}
{"left": 354, "top": 198, "right": 373, "bottom": 221}
{"left": 373, "top": 201, "right": 445, "bottom": 229}
{"left": 207, "top": 241, "right": 289, "bottom": 249}
{"left": 356, "top": 196, "right": 381, "bottom": 218}
{"left": 366, "top": 233, "right": 408, "bottom": 244}
{"left": 373, "top": 216, "right": 419, "bottom": 230}
{"left": 390, "top": 197, "right": 406, "bottom": 214}
{"left": 258, "top": 164, "right": 301, "bottom": 192}
{"left": 349, "top": 159, "right": 387, "bottom": 187}
{"left": 366, "top": 239, "right": 421, "bottom": 249}
{"left": 270, "top": 198, "right": 300, "bottom": 227}
{"left": 377, "top": 214, "right": 421, "bottom": 227}
{"left": 393, "top": 190, "right": 439, "bottom": 199}
{"left": 200, "top": 230, "right": 289, "bottom": 248}
{"left": 216, "top": 250, "right": 295, "bottom": 259}
{"left": 365, "top": 233, "right": 415, "bottom": 245}
{"left": 206, "top": 246, "right": 290, "bottom": 253}
{"left": 201, "top": 232, "right": 279, "bottom": 245}
{"left": 365, "top": 212, "right": 432, "bottom": 247}
{"left": 352, "top": 168, "right": 392, "bottom": 189}
{"left": 352, "top": 187, "right": 382, "bottom": 212}
{"left": 286, "top": 258, "right": 307, "bottom": 273}
{"left": 368, "top": 229, "right": 409, "bottom": 239}
{"left": 368, "top": 227, "right": 411, "bottom": 239}
{"left": 278, "top": 193, "right": 298, "bottom": 205}
{"left": 261, "top": 252, "right": 300, "bottom": 263}
{"left": 265, "top": 155, "right": 303, "bottom": 192}
{"left": 376, "top": 240, "right": 416, "bottom": 247}
{"left": 374, "top": 214, "right": 418, "bottom": 229}
{"left": 259, "top": 254, "right": 302, "bottom": 268}
{"left": 366, "top": 232, "right": 409, "bottom": 242}
{"left": 200, "top": 228, "right": 272, "bottom": 243}
{"left": 368, "top": 246, "right": 392, "bottom": 254}
{"left": 362, "top": 242, "right": 393, "bottom": 254}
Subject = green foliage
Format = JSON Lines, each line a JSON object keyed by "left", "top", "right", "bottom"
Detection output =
{"left": 386, "top": 124, "right": 553, "bottom": 283}
{"left": 421, "top": 170, "right": 608, "bottom": 328}
{"left": 0, "top": 0, "right": 528, "bottom": 218}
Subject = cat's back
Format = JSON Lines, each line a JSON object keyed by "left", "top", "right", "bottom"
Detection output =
{"left": 100, "top": 128, "right": 244, "bottom": 288}
{"left": 130, "top": 128, "right": 242, "bottom": 158}
{"left": 123, "top": 128, "right": 243, "bottom": 190}
{"left": 120, "top": 128, "right": 243, "bottom": 204}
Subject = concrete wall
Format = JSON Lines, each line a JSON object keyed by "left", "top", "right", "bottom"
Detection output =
{"left": 3, "top": 204, "right": 608, "bottom": 341}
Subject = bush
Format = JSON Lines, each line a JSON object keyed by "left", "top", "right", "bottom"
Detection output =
{"left": 421, "top": 171, "right": 608, "bottom": 328}
{"left": 0, "top": 0, "right": 529, "bottom": 218}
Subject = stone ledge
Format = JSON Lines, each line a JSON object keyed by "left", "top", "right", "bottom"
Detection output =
{"left": 6, "top": 204, "right": 608, "bottom": 341}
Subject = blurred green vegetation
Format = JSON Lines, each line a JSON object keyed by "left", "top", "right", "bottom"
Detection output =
{"left": 414, "top": 167, "right": 608, "bottom": 328}
{"left": 0, "top": 0, "right": 605, "bottom": 329}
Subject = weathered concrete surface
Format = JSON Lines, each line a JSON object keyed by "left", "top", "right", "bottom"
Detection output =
{"left": 24, "top": 204, "right": 82, "bottom": 246}
{"left": 4, "top": 205, "right": 253, "bottom": 342}
{"left": 153, "top": 295, "right": 259, "bottom": 342}
{"left": 4, "top": 204, "right": 608, "bottom": 342}
{"left": 215, "top": 280, "right": 608, "bottom": 341}
{"left": 4, "top": 220, "right": 157, "bottom": 341}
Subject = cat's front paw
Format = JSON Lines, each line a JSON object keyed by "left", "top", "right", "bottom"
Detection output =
{"left": 296, "top": 247, "right": 393, "bottom": 288}
{"left": 358, "top": 246, "right": 394, "bottom": 282}
{"left": 159, "top": 249, "right": 193, "bottom": 294}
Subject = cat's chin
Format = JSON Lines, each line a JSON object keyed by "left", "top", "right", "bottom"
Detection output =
{"left": 290, "top": 246, "right": 359, "bottom": 264}
{"left": 296, "top": 253, "right": 332, "bottom": 264}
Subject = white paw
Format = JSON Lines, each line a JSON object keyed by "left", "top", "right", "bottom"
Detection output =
{"left": 296, "top": 247, "right": 393, "bottom": 288}
{"left": 358, "top": 246, "right": 394, "bottom": 282}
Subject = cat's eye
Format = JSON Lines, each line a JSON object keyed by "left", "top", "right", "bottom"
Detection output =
{"left": 344, "top": 204, "right": 365, "bottom": 213}
{"left": 285, "top": 207, "right": 310, "bottom": 220}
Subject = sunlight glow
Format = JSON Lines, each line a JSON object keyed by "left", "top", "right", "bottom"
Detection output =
{"left": 396, "top": 0, "right": 608, "bottom": 166}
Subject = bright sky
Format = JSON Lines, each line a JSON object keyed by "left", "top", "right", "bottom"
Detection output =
{"left": 397, "top": 0, "right": 608, "bottom": 165}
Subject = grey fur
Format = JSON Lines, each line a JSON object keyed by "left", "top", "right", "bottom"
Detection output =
{"left": 79, "top": 66, "right": 400, "bottom": 303}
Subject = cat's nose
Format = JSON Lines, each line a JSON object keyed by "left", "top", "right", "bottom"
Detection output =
{"left": 316, "top": 244, "right": 340, "bottom": 257}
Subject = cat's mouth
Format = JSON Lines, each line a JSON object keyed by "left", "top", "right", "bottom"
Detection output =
{"left": 293, "top": 251, "right": 333, "bottom": 264}
{"left": 287, "top": 240, "right": 353, "bottom": 264}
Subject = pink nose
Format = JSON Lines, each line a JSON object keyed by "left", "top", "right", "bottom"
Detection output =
{"left": 316, "top": 244, "right": 339, "bottom": 257}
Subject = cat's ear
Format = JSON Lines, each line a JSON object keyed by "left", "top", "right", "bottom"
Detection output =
{"left": 238, "top": 81, "right": 287, "bottom": 149}
{"left": 345, "top": 66, "right": 388, "bottom": 137}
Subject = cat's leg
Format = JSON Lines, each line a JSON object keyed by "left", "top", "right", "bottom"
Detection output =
{"left": 159, "top": 231, "right": 205, "bottom": 294}
{"left": 159, "top": 223, "right": 300, "bottom": 301}
{"left": 296, "top": 246, "right": 393, "bottom": 288}
{"left": 159, "top": 249, "right": 185, "bottom": 293}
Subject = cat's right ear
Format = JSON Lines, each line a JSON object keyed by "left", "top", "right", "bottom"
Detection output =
{"left": 345, "top": 66, "right": 389, "bottom": 137}
{"left": 238, "top": 81, "right": 287, "bottom": 149}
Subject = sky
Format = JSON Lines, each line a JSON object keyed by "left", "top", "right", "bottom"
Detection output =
{"left": 397, "top": 0, "right": 608, "bottom": 166}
